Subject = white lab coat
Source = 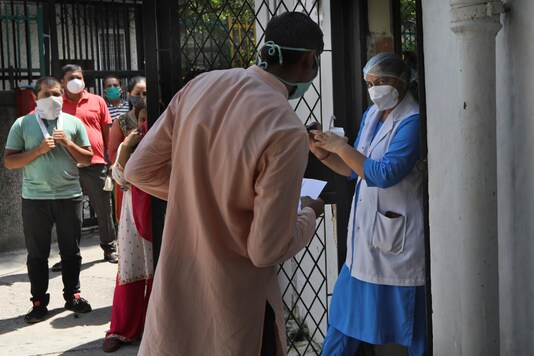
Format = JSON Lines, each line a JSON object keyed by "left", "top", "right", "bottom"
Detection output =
{"left": 346, "top": 93, "right": 425, "bottom": 286}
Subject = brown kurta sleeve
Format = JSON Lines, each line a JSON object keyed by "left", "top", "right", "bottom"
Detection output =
{"left": 124, "top": 105, "right": 175, "bottom": 201}
{"left": 247, "top": 129, "right": 317, "bottom": 267}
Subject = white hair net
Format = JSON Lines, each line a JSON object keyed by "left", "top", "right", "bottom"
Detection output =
{"left": 363, "top": 52, "right": 411, "bottom": 84}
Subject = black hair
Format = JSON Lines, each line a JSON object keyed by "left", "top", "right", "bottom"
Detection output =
{"left": 33, "top": 77, "right": 61, "bottom": 96}
{"left": 104, "top": 74, "right": 121, "bottom": 84}
{"left": 60, "top": 64, "right": 83, "bottom": 80}
{"left": 128, "top": 76, "right": 146, "bottom": 93}
{"left": 261, "top": 11, "right": 324, "bottom": 67}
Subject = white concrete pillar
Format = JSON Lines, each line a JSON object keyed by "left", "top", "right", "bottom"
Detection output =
{"left": 448, "top": 1, "right": 503, "bottom": 355}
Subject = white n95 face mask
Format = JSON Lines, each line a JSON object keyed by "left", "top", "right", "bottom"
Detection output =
{"left": 368, "top": 85, "right": 399, "bottom": 111}
{"left": 36, "top": 96, "right": 63, "bottom": 120}
{"left": 67, "top": 78, "right": 85, "bottom": 94}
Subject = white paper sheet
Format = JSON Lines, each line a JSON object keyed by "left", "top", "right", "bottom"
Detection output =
{"left": 298, "top": 178, "right": 328, "bottom": 212}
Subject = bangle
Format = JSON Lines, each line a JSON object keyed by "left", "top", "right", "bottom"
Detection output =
{"left": 318, "top": 152, "right": 330, "bottom": 161}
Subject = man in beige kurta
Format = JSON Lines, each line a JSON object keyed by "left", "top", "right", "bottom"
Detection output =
{"left": 124, "top": 12, "right": 324, "bottom": 356}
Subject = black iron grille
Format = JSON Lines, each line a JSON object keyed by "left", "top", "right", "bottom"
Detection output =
{"left": 400, "top": 0, "right": 417, "bottom": 52}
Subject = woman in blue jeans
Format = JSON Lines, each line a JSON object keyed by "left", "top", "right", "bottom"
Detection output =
{"left": 309, "top": 53, "right": 426, "bottom": 355}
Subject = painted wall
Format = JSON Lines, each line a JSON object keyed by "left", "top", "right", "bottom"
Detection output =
{"left": 495, "top": 0, "right": 534, "bottom": 353}
{"left": 423, "top": 0, "right": 534, "bottom": 354}
{"left": 422, "top": 0, "right": 463, "bottom": 352}
{"left": 0, "top": 91, "right": 24, "bottom": 251}
{"left": 367, "top": 0, "right": 395, "bottom": 55}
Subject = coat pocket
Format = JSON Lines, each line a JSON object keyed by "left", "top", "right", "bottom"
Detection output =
{"left": 372, "top": 211, "right": 406, "bottom": 255}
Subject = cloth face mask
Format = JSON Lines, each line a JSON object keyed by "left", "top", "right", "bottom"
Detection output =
{"left": 368, "top": 85, "right": 399, "bottom": 110}
{"left": 67, "top": 79, "right": 85, "bottom": 94}
{"left": 129, "top": 95, "right": 146, "bottom": 109}
{"left": 138, "top": 120, "right": 148, "bottom": 135}
{"left": 36, "top": 96, "right": 63, "bottom": 120}
{"left": 106, "top": 87, "right": 121, "bottom": 101}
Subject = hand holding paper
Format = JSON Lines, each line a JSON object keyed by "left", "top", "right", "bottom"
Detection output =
{"left": 299, "top": 178, "right": 327, "bottom": 216}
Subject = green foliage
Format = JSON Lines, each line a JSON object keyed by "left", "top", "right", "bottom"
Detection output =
{"left": 400, "top": 0, "right": 417, "bottom": 53}
{"left": 178, "top": 0, "right": 257, "bottom": 70}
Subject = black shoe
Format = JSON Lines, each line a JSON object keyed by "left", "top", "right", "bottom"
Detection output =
{"left": 65, "top": 294, "right": 92, "bottom": 313}
{"left": 102, "top": 337, "right": 124, "bottom": 353}
{"left": 104, "top": 251, "right": 118, "bottom": 264}
{"left": 51, "top": 261, "right": 62, "bottom": 272}
{"left": 25, "top": 303, "right": 48, "bottom": 324}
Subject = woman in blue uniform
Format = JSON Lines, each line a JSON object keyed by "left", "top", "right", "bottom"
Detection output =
{"left": 309, "top": 52, "right": 426, "bottom": 355}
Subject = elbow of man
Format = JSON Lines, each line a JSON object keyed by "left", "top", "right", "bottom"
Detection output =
{"left": 3, "top": 151, "right": 15, "bottom": 169}
{"left": 248, "top": 237, "right": 295, "bottom": 268}
{"left": 79, "top": 156, "right": 92, "bottom": 166}
{"left": 123, "top": 164, "right": 148, "bottom": 187}
{"left": 79, "top": 150, "right": 93, "bottom": 166}
{"left": 249, "top": 254, "right": 276, "bottom": 268}
{"left": 4, "top": 159, "right": 16, "bottom": 170}
{"left": 248, "top": 246, "right": 285, "bottom": 268}
{"left": 123, "top": 165, "right": 136, "bottom": 185}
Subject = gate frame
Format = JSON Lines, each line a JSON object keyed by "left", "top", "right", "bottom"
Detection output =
{"left": 329, "top": 0, "right": 369, "bottom": 272}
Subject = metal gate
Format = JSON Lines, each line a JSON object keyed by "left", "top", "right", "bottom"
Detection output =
{"left": 0, "top": 0, "right": 145, "bottom": 92}
{"left": 0, "top": 1, "right": 45, "bottom": 89}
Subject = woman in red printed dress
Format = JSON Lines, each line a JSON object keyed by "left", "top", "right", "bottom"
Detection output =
{"left": 107, "top": 76, "right": 146, "bottom": 221}
{"left": 103, "top": 77, "right": 152, "bottom": 353}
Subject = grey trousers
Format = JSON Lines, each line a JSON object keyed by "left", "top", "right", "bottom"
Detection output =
{"left": 79, "top": 164, "right": 116, "bottom": 252}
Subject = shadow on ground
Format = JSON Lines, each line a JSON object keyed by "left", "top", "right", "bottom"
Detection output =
{"left": 0, "top": 258, "right": 108, "bottom": 287}
{"left": 51, "top": 305, "right": 111, "bottom": 329}
{"left": 0, "top": 306, "right": 111, "bottom": 336}
{"left": 56, "top": 336, "right": 140, "bottom": 355}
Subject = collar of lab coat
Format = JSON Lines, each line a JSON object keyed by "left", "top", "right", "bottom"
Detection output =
{"left": 360, "top": 93, "right": 419, "bottom": 156}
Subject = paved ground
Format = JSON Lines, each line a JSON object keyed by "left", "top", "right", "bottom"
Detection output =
{"left": 0, "top": 230, "right": 139, "bottom": 356}
{"left": 0, "top": 229, "right": 329, "bottom": 356}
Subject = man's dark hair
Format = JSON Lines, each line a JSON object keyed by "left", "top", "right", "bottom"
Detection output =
{"left": 33, "top": 77, "right": 61, "bottom": 96}
{"left": 60, "top": 64, "right": 83, "bottom": 79}
{"left": 103, "top": 74, "right": 122, "bottom": 92}
{"left": 261, "top": 12, "right": 324, "bottom": 67}
{"left": 104, "top": 74, "right": 121, "bottom": 83}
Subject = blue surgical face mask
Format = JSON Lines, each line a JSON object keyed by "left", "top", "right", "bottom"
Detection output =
{"left": 275, "top": 77, "right": 314, "bottom": 100}
{"left": 257, "top": 41, "right": 319, "bottom": 100}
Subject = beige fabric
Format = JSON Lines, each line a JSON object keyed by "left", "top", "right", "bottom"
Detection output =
{"left": 125, "top": 65, "right": 317, "bottom": 356}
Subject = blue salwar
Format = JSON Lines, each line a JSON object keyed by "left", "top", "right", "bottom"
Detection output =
{"left": 323, "top": 266, "right": 427, "bottom": 355}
